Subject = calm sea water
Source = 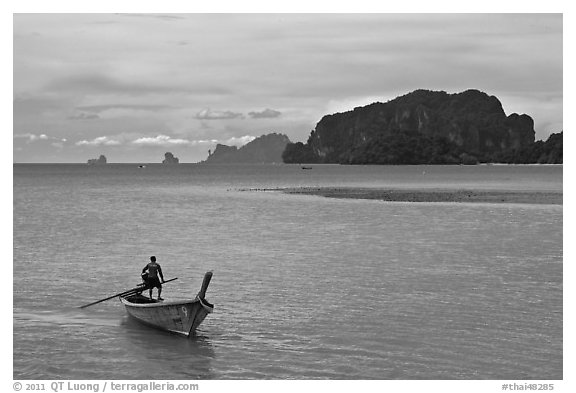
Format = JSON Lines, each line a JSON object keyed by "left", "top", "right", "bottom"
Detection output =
{"left": 13, "top": 164, "right": 562, "bottom": 380}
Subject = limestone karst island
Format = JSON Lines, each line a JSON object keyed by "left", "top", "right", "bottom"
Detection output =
{"left": 201, "top": 90, "right": 561, "bottom": 165}
{"left": 202, "top": 133, "right": 291, "bottom": 164}
{"left": 86, "top": 90, "right": 562, "bottom": 166}
{"left": 162, "top": 152, "right": 180, "bottom": 164}
{"left": 280, "top": 89, "right": 562, "bottom": 165}
{"left": 87, "top": 155, "right": 107, "bottom": 165}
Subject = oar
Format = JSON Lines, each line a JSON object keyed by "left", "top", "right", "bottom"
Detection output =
{"left": 80, "top": 277, "right": 178, "bottom": 309}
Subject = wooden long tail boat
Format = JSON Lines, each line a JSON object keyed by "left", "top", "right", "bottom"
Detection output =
{"left": 120, "top": 271, "right": 214, "bottom": 337}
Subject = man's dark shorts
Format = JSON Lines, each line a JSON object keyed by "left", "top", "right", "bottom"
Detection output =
{"left": 148, "top": 276, "right": 162, "bottom": 289}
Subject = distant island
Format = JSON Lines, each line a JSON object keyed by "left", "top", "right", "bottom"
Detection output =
{"left": 282, "top": 89, "right": 562, "bottom": 165}
{"left": 162, "top": 152, "right": 179, "bottom": 164}
{"left": 83, "top": 90, "right": 561, "bottom": 166}
{"left": 202, "top": 133, "right": 291, "bottom": 164}
{"left": 87, "top": 155, "right": 107, "bottom": 165}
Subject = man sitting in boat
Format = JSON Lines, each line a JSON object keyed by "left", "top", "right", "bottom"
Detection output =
{"left": 142, "top": 256, "right": 165, "bottom": 301}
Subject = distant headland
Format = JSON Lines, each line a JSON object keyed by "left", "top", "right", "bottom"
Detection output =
{"left": 202, "top": 133, "right": 291, "bottom": 164}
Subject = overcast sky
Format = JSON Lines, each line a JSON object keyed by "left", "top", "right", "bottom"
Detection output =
{"left": 13, "top": 13, "right": 562, "bottom": 163}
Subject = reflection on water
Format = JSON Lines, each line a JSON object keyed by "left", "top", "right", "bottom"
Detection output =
{"left": 120, "top": 317, "right": 215, "bottom": 379}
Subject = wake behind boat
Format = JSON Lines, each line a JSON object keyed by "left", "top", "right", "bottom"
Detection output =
{"left": 80, "top": 271, "right": 214, "bottom": 337}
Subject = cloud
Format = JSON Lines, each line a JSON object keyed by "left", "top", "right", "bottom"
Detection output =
{"left": 13, "top": 14, "right": 562, "bottom": 163}
{"left": 14, "top": 134, "right": 68, "bottom": 151}
{"left": 76, "top": 136, "right": 121, "bottom": 146}
{"left": 117, "top": 13, "right": 186, "bottom": 21}
{"left": 76, "top": 104, "right": 174, "bottom": 113}
{"left": 45, "top": 74, "right": 192, "bottom": 96}
{"left": 44, "top": 74, "right": 231, "bottom": 98}
{"left": 14, "top": 133, "right": 49, "bottom": 142}
{"left": 68, "top": 112, "right": 100, "bottom": 120}
{"left": 14, "top": 95, "right": 65, "bottom": 115}
{"left": 131, "top": 134, "right": 192, "bottom": 146}
{"left": 248, "top": 108, "right": 282, "bottom": 119}
{"left": 130, "top": 134, "right": 256, "bottom": 147}
{"left": 195, "top": 108, "right": 244, "bottom": 120}
{"left": 222, "top": 135, "right": 257, "bottom": 146}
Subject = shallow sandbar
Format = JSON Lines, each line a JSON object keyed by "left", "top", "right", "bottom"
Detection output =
{"left": 275, "top": 187, "right": 562, "bottom": 205}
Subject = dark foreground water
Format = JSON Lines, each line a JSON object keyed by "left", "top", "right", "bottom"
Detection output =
{"left": 13, "top": 164, "right": 562, "bottom": 379}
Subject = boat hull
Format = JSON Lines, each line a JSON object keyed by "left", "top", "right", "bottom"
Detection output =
{"left": 121, "top": 295, "right": 213, "bottom": 337}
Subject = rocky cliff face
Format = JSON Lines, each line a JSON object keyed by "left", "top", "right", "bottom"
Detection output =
{"left": 284, "top": 89, "right": 536, "bottom": 164}
{"left": 493, "top": 131, "right": 562, "bottom": 164}
{"left": 204, "top": 133, "right": 291, "bottom": 164}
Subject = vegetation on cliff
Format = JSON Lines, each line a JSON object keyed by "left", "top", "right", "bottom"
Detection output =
{"left": 282, "top": 89, "right": 560, "bottom": 165}
{"left": 491, "top": 132, "right": 562, "bottom": 164}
